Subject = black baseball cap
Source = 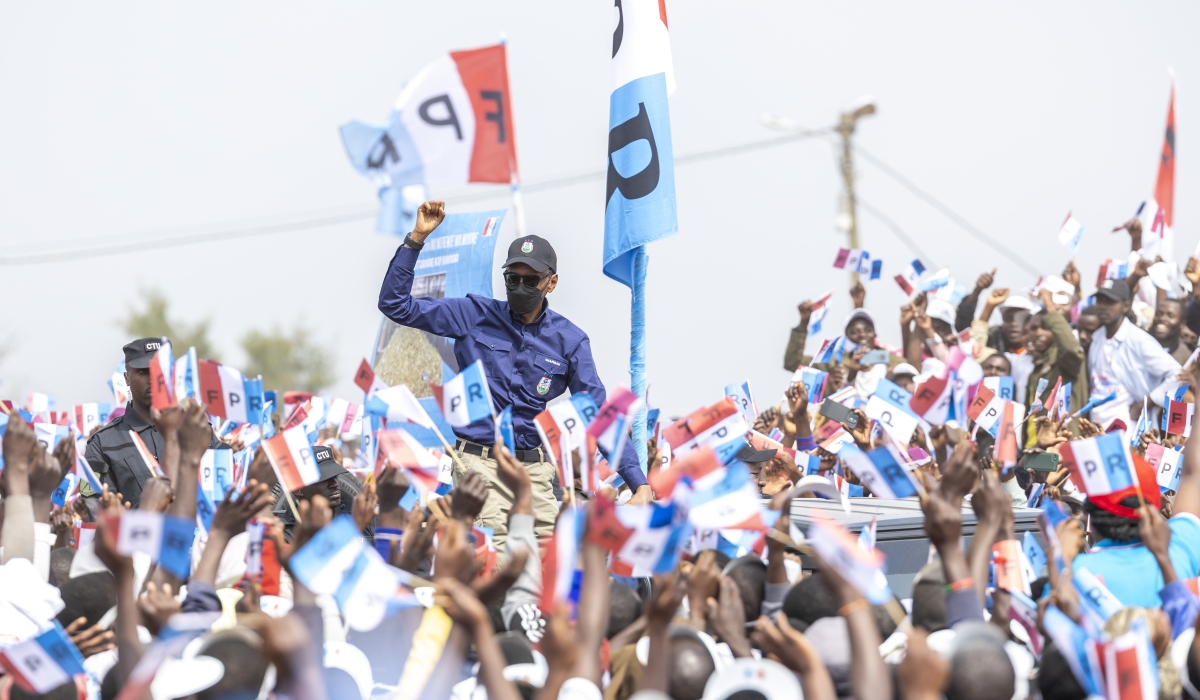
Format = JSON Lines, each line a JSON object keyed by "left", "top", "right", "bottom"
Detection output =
{"left": 123, "top": 337, "right": 168, "bottom": 370}
{"left": 1095, "top": 278, "right": 1132, "bottom": 303}
{"left": 737, "top": 442, "right": 777, "bottom": 464}
{"left": 313, "top": 445, "right": 348, "bottom": 482}
{"left": 503, "top": 235, "right": 557, "bottom": 273}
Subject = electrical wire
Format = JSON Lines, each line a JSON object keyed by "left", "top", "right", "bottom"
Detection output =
{"left": 0, "top": 128, "right": 832, "bottom": 267}
{"left": 852, "top": 144, "right": 1040, "bottom": 277}
{"left": 856, "top": 197, "right": 939, "bottom": 269}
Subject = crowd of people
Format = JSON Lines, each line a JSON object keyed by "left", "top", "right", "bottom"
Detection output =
{"left": 6, "top": 215, "right": 1200, "bottom": 700}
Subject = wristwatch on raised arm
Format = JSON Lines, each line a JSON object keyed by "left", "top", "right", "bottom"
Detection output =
{"left": 403, "top": 234, "right": 425, "bottom": 251}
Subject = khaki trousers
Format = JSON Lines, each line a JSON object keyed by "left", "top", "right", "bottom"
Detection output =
{"left": 451, "top": 447, "right": 559, "bottom": 554}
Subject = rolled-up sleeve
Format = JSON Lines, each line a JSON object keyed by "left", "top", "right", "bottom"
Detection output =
{"left": 377, "top": 244, "right": 480, "bottom": 339}
{"left": 566, "top": 336, "right": 648, "bottom": 491}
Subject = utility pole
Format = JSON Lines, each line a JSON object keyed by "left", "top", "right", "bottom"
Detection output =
{"left": 836, "top": 98, "right": 876, "bottom": 283}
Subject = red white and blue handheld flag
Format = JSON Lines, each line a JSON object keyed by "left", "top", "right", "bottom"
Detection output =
{"left": 105, "top": 510, "right": 195, "bottom": 580}
{"left": 894, "top": 259, "right": 926, "bottom": 296}
{"left": 0, "top": 623, "right": 86, "bottom": 694}
{"left": 440, "top": 360, "right": 495, "bottom": 427}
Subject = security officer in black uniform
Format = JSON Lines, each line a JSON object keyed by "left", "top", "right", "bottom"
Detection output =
{"left": 82, "top": 337, "right": 227, "bottom": 509}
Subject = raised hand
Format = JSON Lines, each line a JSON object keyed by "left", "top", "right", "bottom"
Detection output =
{"left": 65, "top": 617, "right": 116, "bottom": 658}
{"left": 798, "top": 300, "right": 814, "bottom": 325}
{"left": 897, "top": 628, "right": 949, "bottom": 700}
{"left": 686, "top": 551, "right": 721, "bottom": 627}
{"left": 2, "top": 414, "right": 39, "bottom": 489}
{"left": 137, "top": 478, "right": 175, "bottom": 513}
{"left": 152, "top": 405, "right": 184, "bottom": 436}
{"left": 1063, "top": 261, "right": 1081, "bottom": 290}
{"left": 645, "top": 572, "right": 686, "bottom": 628}
{"left": 29, "top": 446, "right": 69, "bottom": 503}
{"left": 352, "top": 477, "right": 378, "bottom": 531}
{"left": 434, "top": 519, "right": 479, "bottom": 583}
{"left": 435, "top": 578, "right": 491, "bottom": 633}
{"left": 137, "top": 582, "right": 182, "bottom": 637}
{"left": 178, "top": 402, "right": 214, "bottom": 459}
{"left": 986, "top": 287, "right": 1010, "bottom": 307}
{"left": 412, "top": 201, "right": 447, "bottom": 240}
{"left": 450, "top": 470, "right": 489, "bottom": 523}
{"left": 705, "top": 577, "right": 752, "bottom": 658}
{"left": 211, "top": 481, "right": 274, "bottom": 537}
{"left": 396, "top": 507, "right": 437, "bottom": 572}
{"left": 849, "top": 281, "right": 866, "bottom": 309}
{"left": 376, "top": 466, "right": 410, "bottom": 511}
{"left": 494, "top": 445, "right": 532, "bottom": 515}
{"left": 975, "top": 268, "right": 997, "bottom": 293}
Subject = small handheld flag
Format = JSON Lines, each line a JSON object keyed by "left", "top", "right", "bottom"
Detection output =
{"left": 104, "top": 510, "right": 195, "bottom": 579}
{"left": 807, "top": 291, "right": 834, "bottom": 334}
{"left": 262, "top": 425, "right": 321, "bottom": 493}
{"left": 894, "top": 259, "right": 926, "bottom": 296}
{"left": 0, "top": 623, "right": 87, "bottom": 694}
{"left": 1057, "top": 213, "right": 1084, "bottom": 256}
{"left": 440, "top": 360, "right": 495, "bottom": 427}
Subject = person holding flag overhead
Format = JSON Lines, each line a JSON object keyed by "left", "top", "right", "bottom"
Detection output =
{"left": 81, "top": 338, "right": 227, "bottom": 510}
{"left": 378, "top": 201, "right": 653, "bottom": 543}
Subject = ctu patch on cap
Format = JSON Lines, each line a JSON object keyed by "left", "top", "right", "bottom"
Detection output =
{"left": 521, "top": 240, "right": 533, "bottom": 254}
{"left": 145, "top": 342, "right": 161, "bottom": 351}
{"left": 314, "top": 446, "right": 333, "bottom": 462}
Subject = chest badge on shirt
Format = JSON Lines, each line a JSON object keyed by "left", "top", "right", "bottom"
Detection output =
{"left": 536, "top": 374, "right": 552, "bottom": 395}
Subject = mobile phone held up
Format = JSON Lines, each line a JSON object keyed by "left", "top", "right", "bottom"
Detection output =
{"left": 819, "top": 399, "right": 860, "bottom": 431}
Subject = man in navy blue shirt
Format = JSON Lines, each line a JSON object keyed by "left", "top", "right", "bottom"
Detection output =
{"left": 378, "top": 201, "right": 652, "bottom": 546}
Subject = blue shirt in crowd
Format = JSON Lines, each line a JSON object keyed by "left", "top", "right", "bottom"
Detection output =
{"left": 378, "top": 244, "right": 647, "bottom": 490}
{"left": 1072, "top": 513, "right": 1200, "bottom": 609}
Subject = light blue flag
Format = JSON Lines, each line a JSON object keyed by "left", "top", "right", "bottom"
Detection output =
{"left": 496, "top": 405, "right": 515, "bottom": 454}
{"left": 340, "top": 117, "right": 427, "bottom": 236}
{"left": 602, "top": 70, "right": 677, "bottom": 287}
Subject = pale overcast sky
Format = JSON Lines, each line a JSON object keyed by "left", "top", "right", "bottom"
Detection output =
{"left": 1, "top": 2, "right": 1196, "bottom": 417}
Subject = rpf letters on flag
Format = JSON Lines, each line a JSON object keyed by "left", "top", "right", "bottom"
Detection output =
{"left": 1059, "top": 432, "right": 1136, "bottom": 497}
{"left": 196, "top": 359, "right": 265, "bottom": 424}
{"left": 602, "top": 0, "right": 677, "bottom": 287}
{"left": 340, "top": 43, "right": 517, "bottom": 234}
{"left": 107, "top": 510, "right": 196, "bottom": 580}
{"left": 0, "top": 623, "right": 87, "bottom": 694}
{"left": 441, "top": 360, "right": 495, "bottom": 427}
{"left": 262, "top": 425, "right": 322, "bottom": 492}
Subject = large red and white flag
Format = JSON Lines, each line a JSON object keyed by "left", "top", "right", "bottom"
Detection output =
{"left": 1140, "top": 73, "right": 1177, "bottom": 261}
{"left": 390, "top": 44, "right": 519, "bottom": 186}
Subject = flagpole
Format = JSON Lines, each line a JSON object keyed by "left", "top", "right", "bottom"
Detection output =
{"left": 631, "top": 247, "right": 649, "bottom": 473}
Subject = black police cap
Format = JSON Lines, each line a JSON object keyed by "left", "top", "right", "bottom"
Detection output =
{"left": 123, "top": 337, "right": 168, "bottom": 370}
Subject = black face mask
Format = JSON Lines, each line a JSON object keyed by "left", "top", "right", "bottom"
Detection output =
{"left": 506, "top": 283, "right": 544, "bottom": 315}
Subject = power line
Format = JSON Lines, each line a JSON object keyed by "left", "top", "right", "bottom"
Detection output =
{"left": 857, "top": 197, "right": 939, "bottom": 269}
{"left": 0, "top": 128, "right": 831, "bottom": 267}
{"left": 852, "top": 144, "right": 1040, "bottom": 277}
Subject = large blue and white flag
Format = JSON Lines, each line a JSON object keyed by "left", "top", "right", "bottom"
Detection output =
{"left": 602, "top": 0, "right": 677, "bottom": 287}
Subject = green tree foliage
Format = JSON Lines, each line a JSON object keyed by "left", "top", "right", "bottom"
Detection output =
{"left": 241, "top": 326, "right": 334, "bottom": 394}
{"left": 122, "top": 289, "right": 220, "bottom": 361}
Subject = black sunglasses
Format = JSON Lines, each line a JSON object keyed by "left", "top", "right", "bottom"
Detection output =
{"left": 503, "top": 271, "right": 550, "bottom": 289}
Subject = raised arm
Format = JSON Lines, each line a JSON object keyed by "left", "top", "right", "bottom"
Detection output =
{"left": 377, "top": 201, "right": 480, "bottom": 338}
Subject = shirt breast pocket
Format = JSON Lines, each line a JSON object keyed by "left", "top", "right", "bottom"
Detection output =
{"left": 473, "top": 331, "right": 513, "bottom": 376}
{"left": 527, "top": 353, "right": 567, "bottom": 401}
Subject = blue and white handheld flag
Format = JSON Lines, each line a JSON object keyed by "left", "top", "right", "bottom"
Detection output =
{"left": 289, "top": 515, "right": 420, "bottom": 631}
{"left": 0, "top": 623, "right": 86, "bottom": 694}
{"left": 602, "top": 0, "right": 677, "bottom": 286}
{"left": 441, "top": 360, "right": 495, "bottom": 427}
{"left": 840, "top": 445, "right": 920, "bottom": 499}
{"left": 1058, "top": 213, "right": 1084, "bottom": 256}
{"left": 724, "top": 381, "right": 758, "bottom": 426}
